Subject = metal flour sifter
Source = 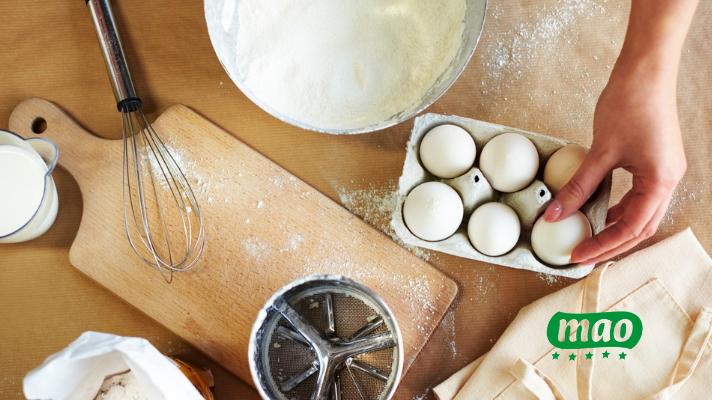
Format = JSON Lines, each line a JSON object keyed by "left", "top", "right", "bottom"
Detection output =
{"left": 250, "top": 276, "right": 404, "bottom": 400}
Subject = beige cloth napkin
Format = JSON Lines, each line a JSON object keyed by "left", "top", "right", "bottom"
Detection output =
{"left": 434, "top": 358, "right": 483, "bottom": 400}
{"left": 434, "top": 228, "right": 712, "bottom": 400}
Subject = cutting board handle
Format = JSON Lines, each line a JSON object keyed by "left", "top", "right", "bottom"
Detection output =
{"left": 8, "top": 98, "right": 117, "bottom": 186}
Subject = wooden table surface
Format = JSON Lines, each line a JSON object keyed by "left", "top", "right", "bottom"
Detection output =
{"left": 1, "top": 1, "right": 711, "bottom": 399}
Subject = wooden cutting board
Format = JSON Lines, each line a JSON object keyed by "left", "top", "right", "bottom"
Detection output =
{"left": 8, "top": 98, "right": 458, "bottom": 386}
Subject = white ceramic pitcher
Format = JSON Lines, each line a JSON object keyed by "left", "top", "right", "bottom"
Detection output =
{"left": 0, "top": 129, "right": 59, "bottom": 243}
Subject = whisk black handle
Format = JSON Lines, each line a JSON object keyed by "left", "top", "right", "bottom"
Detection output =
{"left": 85, "top": 0, "right": 142, "bottom": 112}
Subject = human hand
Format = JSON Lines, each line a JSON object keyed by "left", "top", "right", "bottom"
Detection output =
{"left": 542, "top": 63, "right": 687, "bottom": 265}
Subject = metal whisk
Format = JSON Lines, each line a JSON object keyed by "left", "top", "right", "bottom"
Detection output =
{"left": 86, "top": 0, "right": 204, "bottom": 281}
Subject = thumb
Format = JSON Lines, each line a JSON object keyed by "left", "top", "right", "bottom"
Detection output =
{"left": 543, "top": 150, "right": 614, "bottom": 222}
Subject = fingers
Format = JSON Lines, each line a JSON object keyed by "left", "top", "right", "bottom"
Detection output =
{"left": 571, "top": 185, "right": 670, "bottom": 263}
{"left": 605, "top": 191, "right": 634, "bottom": 226}
{"left": 544, "top": 151, "right": 615, "bottom": 222}
{"left": 577, "top": 196, "right": 671, "bottom": 264}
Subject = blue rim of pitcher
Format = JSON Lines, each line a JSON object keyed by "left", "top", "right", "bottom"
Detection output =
{"left": 0, "top": 129, "right": 59, "bottom": 239}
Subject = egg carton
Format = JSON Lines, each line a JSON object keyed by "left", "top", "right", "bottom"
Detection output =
{"left": 391, "top": 113, "right": 612, "bottom": 278}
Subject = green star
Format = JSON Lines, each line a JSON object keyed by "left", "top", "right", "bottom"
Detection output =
{"left": 568, "top": 353, "right": 576, "bottom": 361}
{"left": 585, "top": 352, "right": 593, "bottom": 360}
{"left": 619, "top": 352, "right": 627, "bottom": 360}
{"left": 602, "top": 351, "right": 610, "bottom": 359}
{"left": 552, "top": 352, "right": 560, "bottom": 360}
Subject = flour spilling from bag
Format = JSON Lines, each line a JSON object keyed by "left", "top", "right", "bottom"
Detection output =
{"left": 94, "top": 372, "right": 147, "bottom": 400}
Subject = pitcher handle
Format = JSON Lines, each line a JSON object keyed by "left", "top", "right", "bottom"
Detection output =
{"left": 25, "top": 137, "right": 58, "bottom": 175}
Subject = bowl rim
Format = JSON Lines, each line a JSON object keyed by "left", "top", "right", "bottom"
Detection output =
{"left": 205, "top": 0, "right": 488, "bottom": 134}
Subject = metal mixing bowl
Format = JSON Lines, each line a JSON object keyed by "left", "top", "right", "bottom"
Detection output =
{"left": 205, "top": 0, "right": 487, "bottom": 134}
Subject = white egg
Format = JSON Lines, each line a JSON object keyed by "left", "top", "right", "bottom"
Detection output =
{"left": 403, "top": 181, "right": 464, "bottom": 241}
{"left": 467, "top": 202, "right": 520, "bottom": 256}
{"left": 544, "top": 145, "right": 589, "bottom": 195}
{"left": 479, "top": 133, "right": 539, "bottom": 193}
{"left": 419, "top": 124, "right": 476, "bottom": 179}
{"left": 531, "top": 211, "right": 592, "bottom": 266}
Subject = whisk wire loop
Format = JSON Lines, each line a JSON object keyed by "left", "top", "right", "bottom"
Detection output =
{"left": 121, "top": 104, "right": 205, "bottom": 282}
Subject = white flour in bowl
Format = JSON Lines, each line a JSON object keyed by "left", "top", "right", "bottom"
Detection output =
{"left": 235, "top": 0, "right": 466, "bottom": 130}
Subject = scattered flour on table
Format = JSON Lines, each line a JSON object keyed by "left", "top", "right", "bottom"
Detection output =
{"left": 478, "top": 0, "right": 623, "bottom": 128}
{"left": 146, "top": 149, "right": 445, "bottom": 342}
{"left": 537, "top": 272, "right": 559, "bottom": 286}
{"left": 659, "top": 181, "right": 706, "bottom": 233}
{"left": 0, "top": 376, "right": 17, "bottom": 397}
{"left": 471, "top": 274, "right": 497, "bottom": 304}
{"left": 334, "top": 180, "right": 431, "bottom": 261}
{"left": 268, "top": 175, "right": 300, "bottom": 190}
{"left": 233, "top": 0, "right": 466, "bottom": 130}
{"left": 242, "top": 237, "right": 270, "bottom": 262}
{"left": 455, "top": 264, "right": 500, "bottom": 304}
{"left": 441, "top": 309, "right": 458, "bottom": 359}
{"left": 280, "top": 233, "right": 305, "bottom": 253}
{"left": 412, "top": 387, "right": 431, "bottom": 400}
{"left": 94, "top": 371, "right": 147, "bottom": 400}
{"left": 142, "top": 142, "right": 234, "bottom": 205}
{"left": 152, "top": 148, "right": 444, "bottom": 343}
{"left": 482, "top": 0, "right": 611, "bottom": 90}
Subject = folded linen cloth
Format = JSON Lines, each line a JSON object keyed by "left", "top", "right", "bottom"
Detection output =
{"left": 435, "top": 228, "right": 712, "bottom": 400}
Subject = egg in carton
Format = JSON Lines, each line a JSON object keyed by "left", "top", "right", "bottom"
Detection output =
{"left": 390, "top": 113, "right": 612, "bottom": 278}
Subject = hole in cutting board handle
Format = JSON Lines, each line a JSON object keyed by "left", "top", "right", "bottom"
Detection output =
{"left": 31, "top": 117, "right": 47, "bottom": 134}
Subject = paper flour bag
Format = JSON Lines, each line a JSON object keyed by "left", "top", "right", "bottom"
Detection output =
{"left": 23, "top": 331, "right": 207, "bottom": 400}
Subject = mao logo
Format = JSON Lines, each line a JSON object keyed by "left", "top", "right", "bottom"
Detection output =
{"left": 547, "top": 311, "right": 643, "bottom": 349}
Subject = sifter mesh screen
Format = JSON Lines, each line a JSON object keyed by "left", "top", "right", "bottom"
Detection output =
{"left": 263, "top": 288, "right": 396, "bottom": 400}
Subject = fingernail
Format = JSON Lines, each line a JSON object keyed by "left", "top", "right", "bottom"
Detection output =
{"left": 544, "top": 200, "right": 562, "bottom": 222}
{"left": 569, "top": 256, "right": 590, "bottom": 265}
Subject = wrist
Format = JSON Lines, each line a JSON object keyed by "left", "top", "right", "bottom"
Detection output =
{"left": 610, "top": 48, "right": 678, "bottom": 91}
{"left": 612, "top": 0, "right": 700, "bottom": 88}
